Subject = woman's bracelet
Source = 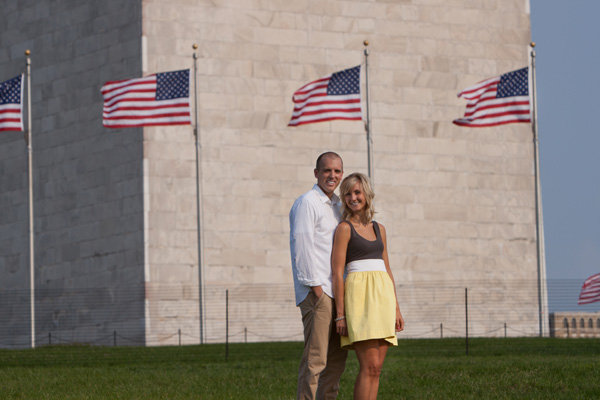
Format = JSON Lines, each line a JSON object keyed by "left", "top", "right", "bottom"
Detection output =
{"left": 335, "top": 316, "right": 345, "bottom": 322}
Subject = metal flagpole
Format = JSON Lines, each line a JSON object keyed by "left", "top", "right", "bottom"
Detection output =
{"left": 192, "top": 44, "right": 205, "bottom": 344}
{"left": 25, "top": 49, "right": 35, "bottom": 348}
{"left": 363, "top": 40, "right": 374, "bottom": 184}
{"left": 530, "top": 42, "right": 548, "bottom": 337}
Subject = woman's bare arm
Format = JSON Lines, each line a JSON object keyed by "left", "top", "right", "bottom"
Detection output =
{"left": 380, "top": 223, "right": 404, "bottom": 332}
{"left": 331, "top": 222, "right": 351, "bottom": 336}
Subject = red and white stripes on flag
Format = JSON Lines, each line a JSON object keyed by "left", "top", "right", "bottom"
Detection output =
{"left": 453, "top": 67, "right": 531, "bottom": 128}
{"left": 101, "top": 69, "right": 191, "bottom": 128}
{"left": 0, "top": 75, "right": 24, "bottom": 132}
{"left": 288, "top": 66, "right": 362, "bottom": 127}
{"left": 578, "top": 273, "right": 600, "bottom": 305}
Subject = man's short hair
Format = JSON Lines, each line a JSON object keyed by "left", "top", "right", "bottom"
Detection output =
{"left": 315, "top": 151, "right": 343, "bottom": 170}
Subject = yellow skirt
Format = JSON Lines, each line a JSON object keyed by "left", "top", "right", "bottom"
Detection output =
{"left": 341, "top": 270, "right": 398, "bottom": 349}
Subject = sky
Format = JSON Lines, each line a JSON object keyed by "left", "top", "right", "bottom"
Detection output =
{"left": 529, "top": 1, "right": 600, "bottom": 310}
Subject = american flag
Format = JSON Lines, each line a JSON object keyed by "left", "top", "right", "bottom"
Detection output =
{"left": 288, "top": 65, "right": 362, "bottom": 127}
{"left": 0, "top": 75, "right": 24, "bottom": 132}
{"left": 453, "top": 67, "right": 530, "bottom": 127}
{"left": 101, "top": 69, "right": 191, "bottom": 128}
{"left": 578, "top": 273, "right": 600, "bottom": 305}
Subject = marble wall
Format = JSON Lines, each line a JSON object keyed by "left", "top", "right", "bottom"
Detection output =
{"left": 0, "top": 0, "right": 547, "bottom": 347}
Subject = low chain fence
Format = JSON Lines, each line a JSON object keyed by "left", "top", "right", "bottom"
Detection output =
{"left": 1, "top": 279, "right": 599, "bottom": 349}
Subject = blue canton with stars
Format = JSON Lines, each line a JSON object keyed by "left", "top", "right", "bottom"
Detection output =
{"left": 156, "top": 70, "right": 189, "bottom": 100}
{"left": 0, "top": 76, "right": 21, "bottom": 105}
{"left": 497, "top": 67, "right": 528, "bottom": 98}
{"left": 327, "top": 66, "right": 360, "bottom": 95}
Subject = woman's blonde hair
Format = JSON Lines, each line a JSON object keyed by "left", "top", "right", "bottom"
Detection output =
{"left": 339, "top": 172, "right": 375, "bottom": 222}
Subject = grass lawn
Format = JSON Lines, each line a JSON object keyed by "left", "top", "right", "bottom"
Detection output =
{"left": 1, "top": 338, "right": 599, "bottom": 399}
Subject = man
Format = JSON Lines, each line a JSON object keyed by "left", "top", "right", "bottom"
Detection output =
{"left": 289, "top": 152, "right": 347, "bottom": 400}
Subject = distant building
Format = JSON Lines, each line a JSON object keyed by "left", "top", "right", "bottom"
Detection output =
{"left": 550, "top": 312, "right": 600, "bottom": 338}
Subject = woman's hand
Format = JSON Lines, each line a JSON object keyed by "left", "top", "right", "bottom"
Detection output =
{"left": 336, "top": 317, "right": 348, "bottom": 337}
{"left": 395, "top": 308, "right": 404, "bottom": 332}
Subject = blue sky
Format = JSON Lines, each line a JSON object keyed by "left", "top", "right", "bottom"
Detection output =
{"left": 530, "top": 1, "right": 600, "bottom": 310}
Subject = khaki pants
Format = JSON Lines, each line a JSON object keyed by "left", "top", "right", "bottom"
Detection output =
{"left": 297, "top": 292, "right": 347, "bottom": 400}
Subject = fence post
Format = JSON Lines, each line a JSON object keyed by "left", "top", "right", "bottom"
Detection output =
{"left": 114, "top": 330, "right": 117, "bottom": 346}
{"left": 440, "top": 323, "right": 443, "bottom": 339}
{"left": 48, "top": 332, "right": 51, "bottom": 345}
{"left": 566, "top": 321, "right": 570, "bottom": 338}
{"left": 504, "top": 322, "right": 507, "bottom": 338}
{"left": 465, "top": 288, "right": 469, "bottom": 356}
{"left": 244, "top": 327, "right": 247, "bottom": 343}
{"left": 226, "top": 289, "right": 229, "bottom": 361}
{"left": 178, "top": 329, "right": 181, "bottom": 346}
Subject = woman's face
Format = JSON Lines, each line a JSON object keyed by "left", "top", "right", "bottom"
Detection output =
{"left": 344, "top": 181, "right": 366, "bottom": 214}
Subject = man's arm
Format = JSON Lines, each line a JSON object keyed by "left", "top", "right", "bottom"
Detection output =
{"left": 290, "top": 198, "right": 322, "bottom": 293}
{"left": 311, "top": 285, "right": 323, "bottom": 298}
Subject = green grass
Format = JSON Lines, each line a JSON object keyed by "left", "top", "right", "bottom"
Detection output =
{"left": 1, "top": 338, "right": 599, "bottom": 399}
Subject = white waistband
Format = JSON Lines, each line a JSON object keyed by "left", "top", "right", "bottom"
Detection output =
{"left": 346, "top": 259, "right": 386, "bottom": 273}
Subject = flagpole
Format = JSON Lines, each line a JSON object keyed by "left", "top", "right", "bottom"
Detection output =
{"left": 25, "top": 49, "right": 35, "bottom": 348}
{"left": 192, "top": 44, "right": 205, "bottom": 344}
{"left": 363, "top": 40, "right": 374, "bottom": 183}
{"left": 530, "top": 42, "right": 548, "bottom": 337}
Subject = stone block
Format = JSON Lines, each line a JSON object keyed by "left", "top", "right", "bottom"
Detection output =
{"left": 423, "top": 204, "right": 468, "bottom": 222}
{"left": 340, "top": 1, "right": 387, "bottom": 18}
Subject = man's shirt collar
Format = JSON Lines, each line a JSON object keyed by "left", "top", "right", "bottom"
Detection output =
{"left": 312, "top": 184, "right": 341, "bottom": 206}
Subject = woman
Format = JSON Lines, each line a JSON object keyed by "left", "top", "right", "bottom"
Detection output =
{"left": 331, "top": 172, "right": 404, "bottom": 400}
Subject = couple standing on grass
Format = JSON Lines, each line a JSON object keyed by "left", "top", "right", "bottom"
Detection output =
{"left": 290, "top": 152, "right": 405, "bottom": 400}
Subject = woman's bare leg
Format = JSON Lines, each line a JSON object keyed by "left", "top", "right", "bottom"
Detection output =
{"left": 353, "top": 339, "right": 389, "bottom": 400}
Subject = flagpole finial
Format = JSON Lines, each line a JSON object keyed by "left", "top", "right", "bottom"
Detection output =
{"left": 25, "top": 49, "right": 31, "bottom": 56}
{"left": 530, "top": 42, "right": 536, "bottom": 48}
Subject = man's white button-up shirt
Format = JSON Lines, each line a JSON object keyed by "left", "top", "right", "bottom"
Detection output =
{"left": 289, "top": 184, "right": 342, "bottom": 306}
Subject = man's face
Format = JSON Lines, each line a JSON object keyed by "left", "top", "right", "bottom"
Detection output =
{"left": 314, "top": 156, "right": 343, "bottom": 198}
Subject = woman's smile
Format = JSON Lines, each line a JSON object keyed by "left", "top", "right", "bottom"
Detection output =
{"left": 345, "top": 182, "right": 365, "bottom": 213}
